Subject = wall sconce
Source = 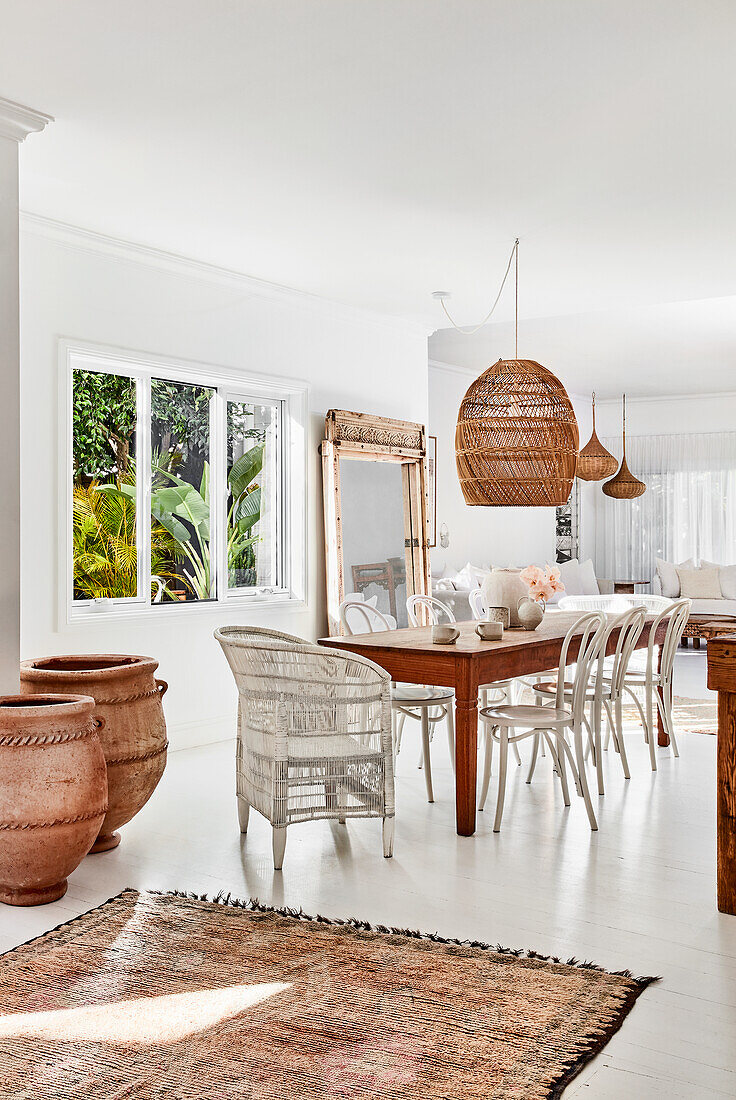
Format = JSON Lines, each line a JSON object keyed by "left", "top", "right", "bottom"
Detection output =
{"left": 439, "top": 523, "right": 450, "bottom": 549}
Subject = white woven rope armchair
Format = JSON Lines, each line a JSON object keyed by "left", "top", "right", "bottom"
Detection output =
{"left": 215, "top": 626, "right": 395, "bottom": 869}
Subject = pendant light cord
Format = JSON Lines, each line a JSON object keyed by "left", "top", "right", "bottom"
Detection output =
{"left": 440, "top": 238, "right": 519, "bottom": 337}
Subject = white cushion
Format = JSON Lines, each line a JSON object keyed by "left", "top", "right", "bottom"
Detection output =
{"left": 558, "top": 558, "right": 583, "bottom": 596}
{"left": 702, "top": 560, "right": 736, "bottom": 600}
{"left": 676, "top": 566, "right": 722, "bottom": 599}
{"left": 656, "top": 557, "right": 695, "bottom": 598}
{"left": 577, "top": 558, "right": 600, "bottom": 596}
{"left": 688, "top": 598, "right": 736, "bottom": 615}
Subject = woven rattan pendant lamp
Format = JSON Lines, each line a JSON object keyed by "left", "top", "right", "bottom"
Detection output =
{"left": 452, "top": 240, "right": 579, "bottom": 507}
{"left": 576, "top": 392, "right": 618, "bottom": 481}
{"left": 602, "top": 394, "right": 646, "bottom": 499}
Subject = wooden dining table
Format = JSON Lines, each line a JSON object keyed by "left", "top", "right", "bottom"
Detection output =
{"left": 320, "top": 611, "right": 669, "bottom": 837}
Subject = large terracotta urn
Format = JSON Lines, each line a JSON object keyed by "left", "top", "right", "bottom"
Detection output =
{"left": 0, "top": 694, "right": 107, "bottom": 905}
{"left": 20, "top": 655, "right": 168, "bottom": 853}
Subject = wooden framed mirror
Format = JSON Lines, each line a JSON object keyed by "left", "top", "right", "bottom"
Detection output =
{"left": 321, "top": 410, "right": 432, "bottom": 636}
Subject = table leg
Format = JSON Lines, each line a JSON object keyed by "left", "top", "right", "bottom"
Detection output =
{"left": 717, "top": 689, "right": 736, "bottom": 914}
{"left": 656, "top": 643, "right": 669, "bottom": 747}
{"left": 455, "top": 665, "right": 478, "bottom": 836}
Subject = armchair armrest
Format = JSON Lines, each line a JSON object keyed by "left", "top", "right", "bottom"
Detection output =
{"left": 597, "top": 578, "right": 614, "bottom": 594}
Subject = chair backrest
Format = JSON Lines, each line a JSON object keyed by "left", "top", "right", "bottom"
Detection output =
{"left": 646, "top": 598, "right": 691, "bottom": 683}
{"left": 406, "top": 594, "right": 455, "bottom": 627}
{"left": 599, "top": 605, "right": 647, "bottom": 699}
{"left": 468, "top": 588, "right": 486, "bottom": 621}
{"left": 339, "top": 599, "right": 394, "bottom": 635}
{"left": 553, "top": 612, "right": 607, "bottom": 717}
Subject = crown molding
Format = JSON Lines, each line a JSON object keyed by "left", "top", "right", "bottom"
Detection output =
{"left": 428, "top": 357, "right": 478, "bottom": 377}
{"left": 19, "top": 211, "right": 431, "bottom": 338}
{"left": 0, "top": 97, "right": 53, "bottom": 143}
{"left": 596, "top": 390, "right": 736, "bottom": 405}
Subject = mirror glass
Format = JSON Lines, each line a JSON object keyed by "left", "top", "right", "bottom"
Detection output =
{"left": 340, "top": 459, "right": 409, "bottom": 628}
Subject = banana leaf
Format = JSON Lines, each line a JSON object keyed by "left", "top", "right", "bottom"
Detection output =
{"left": 228, "top": 444, "right": 264, "bottom": 499}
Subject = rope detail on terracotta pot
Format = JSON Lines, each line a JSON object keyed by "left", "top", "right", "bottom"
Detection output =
{"left": 0, "top": 806, "right": 107, "bottom": 830}
{"left": 0, "top": 719, "right": 98, "bottom": 748}
{"left": 91, "top": 687, "right": 162, "bottom": 707}
{"left": 105, "top": 743, "right": 169, "bottom": 767}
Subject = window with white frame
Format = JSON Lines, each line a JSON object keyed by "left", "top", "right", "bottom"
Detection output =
{"left": 66, "top": 347, "right": 306, "bottom": 617}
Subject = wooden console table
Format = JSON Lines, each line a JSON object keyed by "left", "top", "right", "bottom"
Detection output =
{"left": 707, "top": 636, "right": 736, "bottom": 914}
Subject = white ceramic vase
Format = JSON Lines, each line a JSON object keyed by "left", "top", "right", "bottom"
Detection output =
{"left": 517, "top": 596, "right": 545, "bottom": 630}
{"left": 481, "top": 568, "right": 528, "bottom": 627}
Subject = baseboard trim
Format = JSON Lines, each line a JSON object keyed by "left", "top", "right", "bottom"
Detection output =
{"left": 168, "top": 714, "right": 234, "bottom": 753}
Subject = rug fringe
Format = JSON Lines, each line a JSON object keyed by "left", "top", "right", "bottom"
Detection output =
{"left": 151, "top": 887, "right": 660, "bottom": 992}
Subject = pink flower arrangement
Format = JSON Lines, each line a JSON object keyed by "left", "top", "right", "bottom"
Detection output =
{"left": 519, "top": 564, "right": 565, "bottom": 607}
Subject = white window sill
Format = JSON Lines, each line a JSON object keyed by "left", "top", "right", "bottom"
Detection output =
{"left": 65, "top": 592, "right": 306, "bottom": 628}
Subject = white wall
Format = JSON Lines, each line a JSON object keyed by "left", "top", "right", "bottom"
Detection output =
{"left": 428, "top": 362, "right": 591, "bottom": 573}
{"left": 20, "top": 221, "right": 429, "bottom": 748}
{"left": 0, "top": 138, "right": 20, "bottom": 692}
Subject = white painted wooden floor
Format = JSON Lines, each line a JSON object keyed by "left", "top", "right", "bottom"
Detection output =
{"left": 2, "top": 652, "right": 735, "bottom": 1098}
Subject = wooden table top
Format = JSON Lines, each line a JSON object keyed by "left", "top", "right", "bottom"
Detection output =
{"left": 321, "top": 611, "right": 589, "bottom": 658}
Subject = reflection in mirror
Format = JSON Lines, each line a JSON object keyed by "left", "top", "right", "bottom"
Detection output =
{"left": 340, "top": 460, "right": 409, "bottom": 628}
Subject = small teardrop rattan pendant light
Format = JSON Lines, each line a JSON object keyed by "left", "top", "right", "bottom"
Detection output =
{"left": 576, "top": 392, "right": 618, "bottom": 481}
{"left": 454, "top": 240, "right": 579, "bottom": 507}
{"left": 602, "top": 394, "right": 646, "bottom": 499}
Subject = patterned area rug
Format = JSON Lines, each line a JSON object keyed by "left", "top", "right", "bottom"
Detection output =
{"left": 621, "top": 696, "right": 718, "bottom": 736}
{"left": 0, "top": 890, "right": 655, "bottom": 1100}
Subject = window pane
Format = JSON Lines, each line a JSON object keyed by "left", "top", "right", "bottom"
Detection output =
{"left": 72, "top": 369, "right": 138, "bottom": 601}
{"left": 227, "top": 400, "right": 278, "bottom": 589}
{"left": 151, "top": 378, "right": 215, "bottom": 603}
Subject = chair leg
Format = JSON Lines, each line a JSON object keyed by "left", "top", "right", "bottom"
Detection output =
{"left": 664, "top": 680, "right": 679, "bottom": 757}
{"left": 421, "top": 710, "right": 434, "bottom": 803}
{"left": 645, "top": 682, "right": 658, "bottom": 771}
{"left": 614, "top": 697, "right": 631, "bottom": 779}
{"left": 493, "top": 727, "right": 509, "bottom": 832}
{"left": 237, "top": 796, "right": 250, "bottom": 834}
{"left": 272, "top": 826, "right": 287, "bottom": 870}
{"left": 553, "top": 734, "right": 571, "bottom": 806}
{"left": 526, "top": 732, "right": 540, "bottom": 784}
{"left": 479, "top": 726, "right": 494, "bottom": 810}
{"left": 382, "top": 816, "right": 395, "bottom": 858}
{"left": 511, "top": 739, "right": 522, "bottom": 767}
{"left": 572, "top": 724, "right": 598, "bottom": 831}
{"left": 592, "top": 700, "right": 604, "bottom": 796}
{"left": 446, "top": 703, "right": 456, "bottom": 775}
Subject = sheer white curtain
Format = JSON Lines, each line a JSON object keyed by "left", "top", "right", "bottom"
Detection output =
{"left": 594, "top": 432, "right": 736, "bottom": 586}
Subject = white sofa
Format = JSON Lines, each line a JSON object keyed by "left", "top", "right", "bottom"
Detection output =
{"left": 432, "top": 558, "right": 612, "bottom": 621}
{"left": 652, "top": 559, "right": 736, "bottom": 617}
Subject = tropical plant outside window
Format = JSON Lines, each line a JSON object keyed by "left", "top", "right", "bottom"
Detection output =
{"left": 71, "top": 366, "right": 280, "bottom": 607}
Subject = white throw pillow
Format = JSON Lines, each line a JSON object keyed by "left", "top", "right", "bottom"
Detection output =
{"left": 558, "top": 558, "right": 583, "bottom": 596}
{"left": 656, "top": 557, "right": 695, "bottom": 599}
{"left": 676, "top": 566, "right": 722, "bottom": 599}
{"left": 577, "top": 558, "right": 600, "bottom": 596}
{"left": 702, "top": 560, "right": 736, "bottom": 600}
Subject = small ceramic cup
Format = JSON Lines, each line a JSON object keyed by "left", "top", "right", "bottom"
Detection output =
{"left": 476, "top": 620, "right": 503, "bottom": 641}
{"left": 485, "top": 605, "right": 511, "bottom": 629}
{"left": 432, "top": 624, "right": 460, "bottom": 645}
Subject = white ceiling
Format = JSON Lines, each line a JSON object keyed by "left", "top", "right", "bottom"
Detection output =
{"left": 3, "top": 1, "right": 736, "bottom": 392}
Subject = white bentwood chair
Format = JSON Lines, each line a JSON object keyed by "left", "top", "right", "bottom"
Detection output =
{"left": 619, "top": 598, "right": 691, "bottom": 769}
{"left": 479, "top": 612, "right": 608, "bottom": 832}
{"left": 533, "top": 605, "right": 647, "bottom": 795}
{"left": 339, "top": 599, "right": 454, "bottom": 803}
{"left": 466, "top": 588, "right": 524, "bottom": 768}
{"left": 215, "top": 625, "right": 395, "bottom": 869}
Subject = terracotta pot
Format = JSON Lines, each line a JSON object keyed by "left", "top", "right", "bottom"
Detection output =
{"left": 20, "top": 655, "right": 168, "bottom": 853}
{"left": 0, "top": 694, "right": 107, "bottom": 905}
